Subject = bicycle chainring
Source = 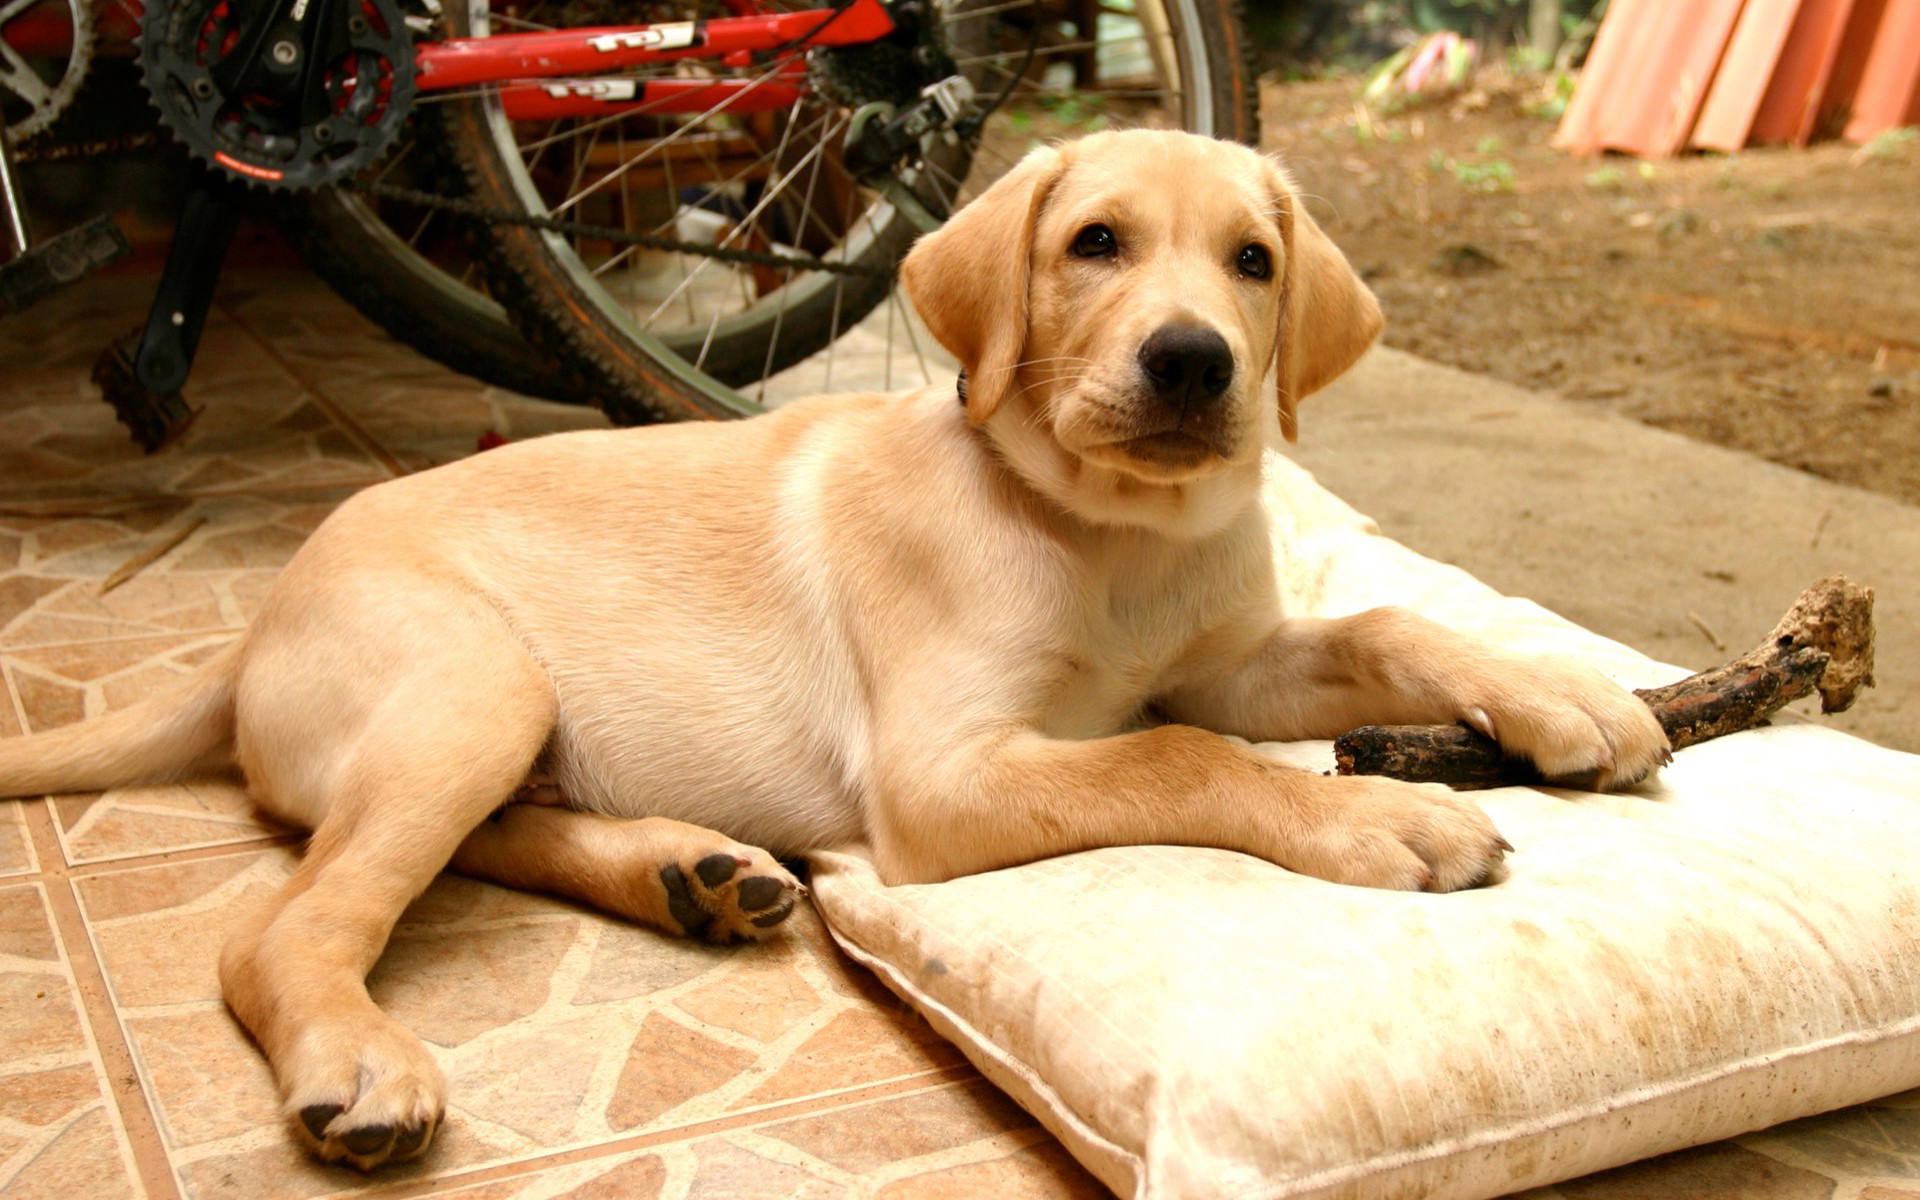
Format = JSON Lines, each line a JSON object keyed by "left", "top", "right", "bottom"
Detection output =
{"left": 138, "top": 0, "right": 415, "bottom": 190}
{"left": 1, "top": 0, "right": 95, "bottom": 142}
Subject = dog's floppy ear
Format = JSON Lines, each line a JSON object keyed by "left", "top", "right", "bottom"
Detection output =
{"left": 902, "top": 144, "right": 1064, "bottom": 423}
{"left": 1271, "top": 167, "right": 1383, "bottom": 442}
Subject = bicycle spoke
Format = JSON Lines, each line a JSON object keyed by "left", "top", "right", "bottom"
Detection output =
{"left": 543, "top": 55, "right": 813, "bottom": 218}
{"left": 639, "top": 113, "right": 848, "bottom": 329}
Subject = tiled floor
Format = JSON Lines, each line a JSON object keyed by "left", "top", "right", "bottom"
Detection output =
{"left": 4, "top": 263, "right": 1920, "bottom": 1199}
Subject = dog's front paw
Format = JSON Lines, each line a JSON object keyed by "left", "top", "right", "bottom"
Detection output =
{"left": 1297, "top": 776, "right": 1510, "bottom": 893}
{"left": 657, "top": 844, "right": 807, "bottom": 945}
{"left": 1461, "top": 660, "right": 1669, "bottom": 790}
{"left": 284, "top": 1015, "right": 446, "bottom": 1170}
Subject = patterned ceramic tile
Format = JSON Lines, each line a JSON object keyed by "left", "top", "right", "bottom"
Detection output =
{"left": 0, "top": 884, "right": 141, "bottom": 1197}
{"left": 216, "top": 279, "right": 608, "bottom": 473}
{"left": 0, "top": 491, "right": 343, "bottom": 649}
{"left": 0, "top": 295, "right": 392, "bottom": 508}
{"left": 0, "top": 802, "right": 37, "bottom": 879}
{"left": 5, "top": 632, "right": 242, "bottom": 734}
{"left": 69, "top": 848, "right": 973, "bottom": 1199}
{"left": 399, "top": 1078, "right": 1101, "bottom": 1200}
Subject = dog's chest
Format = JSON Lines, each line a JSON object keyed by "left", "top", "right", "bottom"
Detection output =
{"left": 1044, "top": 543, "right": 1243, "bottom": 736}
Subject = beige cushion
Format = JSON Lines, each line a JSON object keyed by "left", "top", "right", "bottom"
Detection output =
{"left": 807, "top": 453, "right": 1920, "bottom": 1200}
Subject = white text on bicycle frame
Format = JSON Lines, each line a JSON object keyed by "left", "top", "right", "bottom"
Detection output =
{"left": 543, "top": 80, "right": 639, "bottom": 100}
{"left": 587, "top": 23, "right": 697, "bottom": 53}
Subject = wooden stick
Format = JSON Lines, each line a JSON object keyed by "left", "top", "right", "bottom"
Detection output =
{"left": 96, "top": 517, "right": 207, "bottom": 596}
{"left": 1333, "top": 576, "right": 1876, "bottom": 788}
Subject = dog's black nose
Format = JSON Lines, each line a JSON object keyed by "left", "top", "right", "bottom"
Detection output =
{"left": 1138, "top": 325, "right": 1234, "bottom": 408}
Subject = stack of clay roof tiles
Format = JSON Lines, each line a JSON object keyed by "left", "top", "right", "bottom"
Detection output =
{"left": 1556, "top": 0, "right": 1920, "bottom": 156}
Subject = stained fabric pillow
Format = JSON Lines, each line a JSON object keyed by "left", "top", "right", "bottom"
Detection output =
{"left": 806, "top": 453, "right": 1920, "bottom": 1200}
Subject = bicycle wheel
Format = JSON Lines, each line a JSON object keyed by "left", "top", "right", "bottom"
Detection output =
{"left": 438, "top": 0, "right": 1258, "bottom": 424}
{"left": 278, "top": 129, "right": 591, "bottom": 404}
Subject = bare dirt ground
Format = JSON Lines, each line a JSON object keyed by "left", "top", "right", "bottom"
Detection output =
{"left": 1258, "top": 76, "right": 1920, "bottom": 506}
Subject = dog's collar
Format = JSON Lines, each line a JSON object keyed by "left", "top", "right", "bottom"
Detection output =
{"left": 956, "top": 370, "right": 968, "bottom": 408}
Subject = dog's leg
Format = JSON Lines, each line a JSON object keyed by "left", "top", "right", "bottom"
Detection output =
{"left": 451, "top": 806, "right": 805, "bottom": 943}
{"left": 1163, "top": 608, "right": 1671, "bottom": 789}
{"left": 220, "top": 623, "right": 555, "bottom": 1171}
{"left": 869, "top": 725, "right": 1508, "bottom": 891}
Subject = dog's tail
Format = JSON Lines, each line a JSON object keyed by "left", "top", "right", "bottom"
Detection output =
{"left": 0, "top": 642, "right": 240, "bottom": 797}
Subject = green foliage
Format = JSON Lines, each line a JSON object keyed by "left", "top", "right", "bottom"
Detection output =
{"left": 1431, "top": 150, "right": 1516, "bottom": 192}
{"left": 1859, "top": 127, "right": 1919, "bottom": 162}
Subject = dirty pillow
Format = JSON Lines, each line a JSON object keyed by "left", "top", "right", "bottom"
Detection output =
{"left": 806, "top": 451, "right": 1920, "bottom": 1200}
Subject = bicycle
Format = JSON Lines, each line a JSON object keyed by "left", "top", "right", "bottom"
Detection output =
{"left": 1, "top": 0, "right": 1258, "bottom": 445}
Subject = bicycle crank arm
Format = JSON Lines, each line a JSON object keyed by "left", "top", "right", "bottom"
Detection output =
{"left": 133, "top": 175, "right": 242, "bottom": 396}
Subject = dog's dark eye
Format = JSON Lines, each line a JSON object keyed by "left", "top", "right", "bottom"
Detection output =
{"left": 1072, "top": 224, "right": 1117, "bottom": 259}
{"left": 1237, "top": 244, "right": 1272, "bottom": 279}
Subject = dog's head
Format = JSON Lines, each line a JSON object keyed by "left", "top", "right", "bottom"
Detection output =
{"left": 903, "top": 131, "right": 1380, "bottom": 528}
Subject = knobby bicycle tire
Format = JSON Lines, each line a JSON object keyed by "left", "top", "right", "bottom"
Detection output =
{"left": 282, "top": 179, "right": 592, "bottom": 404}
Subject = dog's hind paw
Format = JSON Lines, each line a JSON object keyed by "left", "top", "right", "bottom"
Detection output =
{"left": 657, "top": 845, "right": 806, "bottom": 944}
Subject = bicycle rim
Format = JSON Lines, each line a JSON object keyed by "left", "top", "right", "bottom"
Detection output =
{"left": 441, "top": 0, "right": 1257, "bottom": 422}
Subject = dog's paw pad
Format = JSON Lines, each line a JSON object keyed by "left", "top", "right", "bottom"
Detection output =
{"left": 299, "top": 1104, "right": 343, "bottom": 1143}
{"left": 695, "top": 853, "right": 742, "bottom": 887}
{"left": 341, "top": 1125, "right": 393, "bottom": 1157}
{"left": 391, "top": 1123, "right": 431, "bottom": 1157}
{"left": 658, "top": 864, "right": 713, "bottom": 938}
{"left": 657, "top": 846, "right": 806, "bottom": 943}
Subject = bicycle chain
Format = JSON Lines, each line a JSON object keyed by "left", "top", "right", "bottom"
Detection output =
{"left": 348, "top": 177, "right": 897, "bottom": 279}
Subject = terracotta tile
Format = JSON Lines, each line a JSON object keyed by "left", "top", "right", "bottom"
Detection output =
{"left": 170, "top": 524, "right": 312, "bottom": 572}
{"left": 1868, "top": 1085, "right": 1920, "bottom": 1109}
{"left": 370, "top": 915, "right": 583, "bottom": 1047}
{"left": 124, "top": 1005, "right": 279, "bottom": 1147}
{"left": 1744, "top": 1104, "right": 1920, "bottom": 1179}
{"left": 9, "top": 668, "right": 85, "bottom": 731}
{"left": 1558, "top": 1141, "right": 1838, "bottom": 1199}
{"left": 0, "top": 1077, "right": 139, "bottom": 1199}
{"left": 0, "top": 884, "right": 60, "bottom": 960}
{"left": 52, "top": 776, "right": 284, "bottom": 865}
{"left": 873, "top": 1137, "right": 1107, "bottom": 1199}
{"left": 429, "top": 1153, "right": 671, "bottom": 1200}
{"left": 75, "top": 846, "right": 266, "bottom": 922}
{"left": 400, "top": 873, "right": 573, "bottom": 926}
{"left": 571, "top": 923, "right": 738, "bottom": 1006}
{"left": 86, "top": 865, "right": 288, "bottom": 1008}
{"left": 0, "top": 576, "right": 67, "bottom": 632}
{"left": 169, "top": 458, "right": 270, "bottom": 491}
{"left": 607, "top": 1011, "right": 760, "bottom": 1132}
{"left": 12, "top": 573, "right": 235, "bottom": 646}
{"left": 172, "top": 1114, "right": 520, "bottom": 1200}
{"left": 0, "top": 890, "right": 141, "bottom": 1197}
{"left": 759, "top": 1080, "right": 1046, "bottom": 1176}
{"left": 8, "top": 632, "right": 239, "bottom": 732}
{"left": 0, "top": 893, "right": 87, "bottom": 1070}
{"left": 735, "top": 1006, "right": 963, "bottom": 1108}
{"left": 674, "top": 945, "right": 821, "bottom": 1043}
{"left": 0, "top": 800, "right": 36, "bottom": 877}
{"left": 549, "top": 1153, "right": 669, "bottom": 1199}
{"left": 682, "top": 1136, "right": 844, "bottom": 1198}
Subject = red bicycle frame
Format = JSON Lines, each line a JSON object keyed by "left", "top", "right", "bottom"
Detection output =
{"left": 433, "top": 0, "right": 896, "bottom": 122}
{"left": 1, "top": 0, "right": 897, "bottom": 122}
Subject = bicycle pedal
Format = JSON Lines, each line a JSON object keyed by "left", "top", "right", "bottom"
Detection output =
{"left": 92, "top": 330, "right": 201, "bottom": 453}
{"left": 0, "top": 216, "right": 132, "bottom": 315}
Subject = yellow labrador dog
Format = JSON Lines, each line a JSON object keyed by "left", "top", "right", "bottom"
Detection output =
{"left": 0, "top": 130, "right": 1667, "bottom": 1169}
